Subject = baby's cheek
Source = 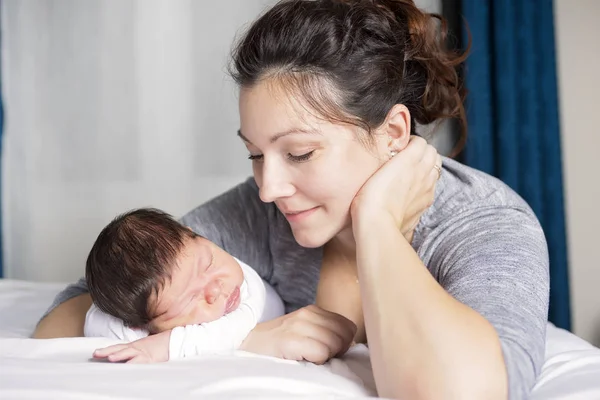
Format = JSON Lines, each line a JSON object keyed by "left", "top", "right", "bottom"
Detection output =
{"left": 153, "top": 304, "right": 220, "bottom": 332}
{"left": 152, "top": 311, "right": 193, "bottom": 333}
{"left": 190, "top": 303, "right": 224, "bottom": 325}
{"left": 169, "top": 304, "right": 207, "bottom": 327}
{"left": 189, "top": 304, "right": 209, "bottom": 324}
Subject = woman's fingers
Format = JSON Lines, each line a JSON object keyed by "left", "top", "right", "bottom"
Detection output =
{"left": 241, "top": 305, "right": 358, "bottom": 364}
{"left": 395, "top": 141, "right": 440, "bottom": 237}
{"left": 419, "top": 144, "right": 439, "bottom": 177}
{"left": 292, "top": 321, "right": 345, "bottom": 358}
{"left": 296, "top": 306, "right": 357, "bottom": 346}
{"left": 406, "top": 135, "right": 429, "bottom": 162}
{"left": 283, "top": 335, "right": 334, "bottom": 365}
{"left": 423, "top": 150, "right": 442, "bottom": 196}
{"left": 289, "top": 306, "right": 357, "bottom": 360}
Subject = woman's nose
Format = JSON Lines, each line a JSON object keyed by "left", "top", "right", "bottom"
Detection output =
{"left": 258, "top": 162, "right": 295, "bottom": 203}
{"left": 204, "top": 280, "right": 222, "bottom": 305}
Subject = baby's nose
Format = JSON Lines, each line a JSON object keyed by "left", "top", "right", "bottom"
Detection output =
{"left": 204, "top": 280, "right": 222, "bottom": 304}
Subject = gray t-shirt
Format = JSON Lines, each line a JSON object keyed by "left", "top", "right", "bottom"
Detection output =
{"left": 43, "top": 156, "right": 549, "bottom": 399}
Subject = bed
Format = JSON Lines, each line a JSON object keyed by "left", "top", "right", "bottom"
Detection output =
{"left": 1, "top": 279, "right": 599, "bottom": 399}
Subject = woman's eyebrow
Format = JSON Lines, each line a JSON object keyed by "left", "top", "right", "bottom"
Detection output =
{"left": 237, "top": 128, "right": 320, "bottom": 144}
{"left": 237, "top": 129, "right": 251, "bottom": 143}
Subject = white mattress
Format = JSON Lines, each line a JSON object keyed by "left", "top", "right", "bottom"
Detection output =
{"left": 1, "top": 279, "right": 599, "bottom": 399}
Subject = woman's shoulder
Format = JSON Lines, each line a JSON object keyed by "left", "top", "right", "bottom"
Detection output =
{"left": 424, "top": 156, "right": 537, "bottom": 224}
{"left": 414, "top": 156, "right": 543, "bottom": 250}
{"left": 414, "top": 156, "right": 549, "bottom": 283}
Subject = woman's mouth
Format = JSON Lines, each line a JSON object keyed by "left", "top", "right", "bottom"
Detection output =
{"left": 284, "top": 206, "right": 319, "bottom": 223}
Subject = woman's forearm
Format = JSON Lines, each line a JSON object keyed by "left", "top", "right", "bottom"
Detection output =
{"left": 353, "top": 213, "right": 507, "bottom": 400}
{"left": 33, "top": 294, "right": 92, "bottom": 338}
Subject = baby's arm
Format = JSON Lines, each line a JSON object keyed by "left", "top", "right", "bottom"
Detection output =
{"left": 168, "top": 259, "right": 267, "bottom": 359}
{"left": 84, "top": 303, "right": 149, "bottom": 342}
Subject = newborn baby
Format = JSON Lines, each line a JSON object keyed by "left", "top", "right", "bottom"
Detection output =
{"left": 84, "top": 208, "right": 284, "bottom": 362}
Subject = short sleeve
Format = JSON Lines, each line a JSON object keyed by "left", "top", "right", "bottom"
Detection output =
{"left": 427, "top": 206, "right": 550, "bottom": 400}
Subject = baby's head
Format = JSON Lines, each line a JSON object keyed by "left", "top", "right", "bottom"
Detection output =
{"left": 86, "top": 208, "right": 244, "bottom": 333}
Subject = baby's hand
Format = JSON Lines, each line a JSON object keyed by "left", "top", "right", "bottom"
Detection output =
{"left": 93, "top": 330, "right": 171, "bottom": 363}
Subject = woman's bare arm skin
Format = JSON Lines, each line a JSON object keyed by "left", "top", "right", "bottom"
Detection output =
{"left": 32, "top": 294, "right": 92, "bottom": 338}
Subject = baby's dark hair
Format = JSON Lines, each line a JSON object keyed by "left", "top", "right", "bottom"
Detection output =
{"left": 86, "top": 208, "right": 197, "bottom": 328}
{"left": 230, "top": 0, "right": 469, "bottom": 155}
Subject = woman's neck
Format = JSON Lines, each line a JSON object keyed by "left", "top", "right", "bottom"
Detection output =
{"left": 331, "top": 227, "right": 357, "bottom": 259}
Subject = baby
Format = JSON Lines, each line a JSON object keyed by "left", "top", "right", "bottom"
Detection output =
{"left": 84, "top": 208, "right": 284, "bottom": 362}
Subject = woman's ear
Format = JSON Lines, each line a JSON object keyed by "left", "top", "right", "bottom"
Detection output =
{"left": 382, "top": 104, "right": 411, "bottom": 153}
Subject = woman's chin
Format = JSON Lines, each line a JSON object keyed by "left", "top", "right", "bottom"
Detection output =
{"left": 291, "top": 229, "right": 333, "bottom": 249}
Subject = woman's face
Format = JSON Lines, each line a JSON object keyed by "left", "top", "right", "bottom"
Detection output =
{"left": 238, "top": 80, "right": 388, "bottom": 248}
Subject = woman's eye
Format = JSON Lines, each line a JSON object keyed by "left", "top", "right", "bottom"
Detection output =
{"left": 287, "top": 151, "right": 314, "bottom": 162}
{"left": 248, "top": 154, "right": 264, "bottom": 161}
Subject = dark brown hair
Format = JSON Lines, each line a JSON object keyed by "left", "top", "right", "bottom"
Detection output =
{"left": 86, "top": 208, "right": 196, "bottom": 328}
{"left": 230, "top": 0, "right": 468, "bottom": 155}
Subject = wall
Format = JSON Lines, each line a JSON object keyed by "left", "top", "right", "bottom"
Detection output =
{"left": 554, "top": 0, "right": 600, "bottom": 346}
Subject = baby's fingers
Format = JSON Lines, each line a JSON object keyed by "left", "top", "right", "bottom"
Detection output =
{"left": 106, "top": 347, "right": 141, "bottom": 363}
{"left": 126, "top": 354, "right": 153, "bottom": 364}
{"left": 93, "top": 344, "right": 129, "bottom": 358}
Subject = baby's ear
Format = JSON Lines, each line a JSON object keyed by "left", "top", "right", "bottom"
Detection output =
{"left": 143, "top": 322, "right": 158, "bottom": 335}
{"left": 125, "top": 322, "right": 144, "bottom": 331}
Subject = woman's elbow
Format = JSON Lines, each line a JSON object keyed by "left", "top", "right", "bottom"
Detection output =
{"left": 392, "top": 335, "right": 508, "bottom": 400}
{"left": 388, "top": 369, "right": 506, "bottom": 400}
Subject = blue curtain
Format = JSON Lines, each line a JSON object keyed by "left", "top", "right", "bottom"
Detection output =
{"left": 460, "top": 0, "right": 570, "bottom": 330}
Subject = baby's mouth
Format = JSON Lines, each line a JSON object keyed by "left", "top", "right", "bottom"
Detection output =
{"left": 225, "top": 286, "right": 240, "bottom": 313}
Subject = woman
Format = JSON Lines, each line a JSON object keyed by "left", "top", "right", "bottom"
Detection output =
{"left": 34, "top": 1, "right": 549, "bottom": 399}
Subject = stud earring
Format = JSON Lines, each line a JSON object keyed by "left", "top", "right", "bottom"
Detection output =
{"left": 389, "top": 150, "right": 398, "bottom": 157}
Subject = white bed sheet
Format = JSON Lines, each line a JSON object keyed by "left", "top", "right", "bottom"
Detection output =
{"left": 0, "top": 279, "right": 599, "bottom": 399}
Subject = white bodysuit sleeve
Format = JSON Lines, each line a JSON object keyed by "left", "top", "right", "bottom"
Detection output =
{"left": 168, "top": 258, "right": 267, "bottom": 360}
{"left": 84, "top": 303, "right": 149, "bottom": 342}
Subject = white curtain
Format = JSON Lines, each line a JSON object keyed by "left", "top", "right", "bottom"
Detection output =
{"left": 1, "top": 0, "right": 278, "bottom": 282}
{"left": 1, "top": 0, "right": 441, "bottom": 283}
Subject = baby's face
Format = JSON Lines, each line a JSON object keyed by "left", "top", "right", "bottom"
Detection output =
{"left": 148, "top": 236, "right": 244, "bottom": 333}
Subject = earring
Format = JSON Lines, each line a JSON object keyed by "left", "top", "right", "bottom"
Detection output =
{"left": 389, "top": 150, "right": 398, "bottom": 157}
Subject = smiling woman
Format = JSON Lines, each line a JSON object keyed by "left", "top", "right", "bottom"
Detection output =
{"left": 238, "top": 78, "right": 402, "bottom": 250}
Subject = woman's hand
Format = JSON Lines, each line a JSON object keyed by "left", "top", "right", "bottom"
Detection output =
{"left": 239, "top": 305, "right": 357, "bottom": 364}
{"left": 351, "top": 135, "right": 441, "bottom": 239}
